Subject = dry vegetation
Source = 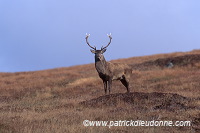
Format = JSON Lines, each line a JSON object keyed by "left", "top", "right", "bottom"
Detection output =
{"left": 0, "top": 50, "right": 200, "bottom": 133}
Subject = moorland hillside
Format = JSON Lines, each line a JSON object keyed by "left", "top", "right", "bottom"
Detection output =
{"left": 0, "top": 50, "right": 200, "bottom": 132}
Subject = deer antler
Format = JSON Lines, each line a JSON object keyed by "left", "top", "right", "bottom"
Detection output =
{"left": 86, "top": 33, "right": 96, "bottom": 50}
{"left": 101, "top": 33, "right": 112, "bottom": 50}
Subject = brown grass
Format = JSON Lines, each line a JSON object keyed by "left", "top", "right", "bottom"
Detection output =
{"left": 0, "top": 50, "right": 200, "bottom": 132}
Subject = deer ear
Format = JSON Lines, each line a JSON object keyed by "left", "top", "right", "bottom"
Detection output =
{"left": 101, "top": 48, "right": 106, "bottom": 53}
{"left": 90, "top": 49, "right": 96, "bottom": 54}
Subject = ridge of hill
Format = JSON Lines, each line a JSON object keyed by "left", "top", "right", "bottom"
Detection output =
{"left": 0, "top": 50, "right": 200, "bottom": 132}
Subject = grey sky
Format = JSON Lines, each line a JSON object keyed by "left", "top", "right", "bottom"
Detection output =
{"left": 0, "top": 0, "right": 200, "bottom": 72}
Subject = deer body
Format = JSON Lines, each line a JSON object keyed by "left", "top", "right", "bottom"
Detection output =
{"left": 86, "top": 34, "right": 132, "bottom": 95}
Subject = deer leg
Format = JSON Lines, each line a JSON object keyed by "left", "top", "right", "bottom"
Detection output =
{"left": 108, "top": 80, "right": 112, "bottom": 95}
{"left": 103, "top": 80, "right": 107, "bottom": 95}
{"left": 120, "top": 76, "right": 130, "bottom": 93}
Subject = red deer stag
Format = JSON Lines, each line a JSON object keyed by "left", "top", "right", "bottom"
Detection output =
{"left": 85, "top": 33, "right": 132, "bottom": 95}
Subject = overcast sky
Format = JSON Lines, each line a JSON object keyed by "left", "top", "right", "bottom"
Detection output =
{"left": 0, "top": 0, "right": 200, "bottom": 72}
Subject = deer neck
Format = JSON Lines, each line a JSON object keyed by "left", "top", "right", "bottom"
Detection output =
{"left": 95, "top": 56, "right": 108, "bottom": 74}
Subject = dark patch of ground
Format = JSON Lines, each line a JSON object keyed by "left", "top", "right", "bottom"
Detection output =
{"left": 132, "top": 54, "right": 200, "bottom": 70}
{"left": 80, "top": 92, "right": 199, "bottom": 112}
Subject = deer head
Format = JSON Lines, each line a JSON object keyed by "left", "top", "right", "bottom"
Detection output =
{"left": 86, "top": 33, "right": 112, "bottom": 61}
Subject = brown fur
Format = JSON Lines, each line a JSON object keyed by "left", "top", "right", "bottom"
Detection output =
{"left": 96, "top": 60, "right": 132, "bottom": 95}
